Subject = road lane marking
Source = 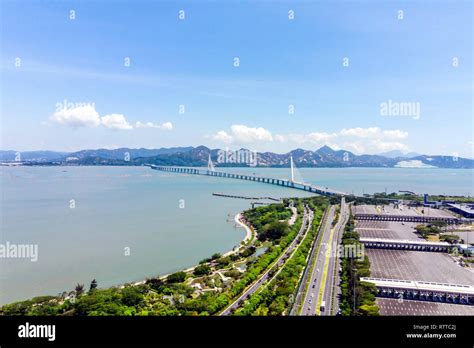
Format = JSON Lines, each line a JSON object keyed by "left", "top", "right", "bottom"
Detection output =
{"left": 316, "top": 226, "right": 335, "bottom": 315}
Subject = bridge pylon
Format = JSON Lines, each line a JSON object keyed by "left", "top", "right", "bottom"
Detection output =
{"left": 290, "top": 155, "right": 295, "bottom": 182}
{"left": 208, "top": 154, "right": 215, "bottom": 172}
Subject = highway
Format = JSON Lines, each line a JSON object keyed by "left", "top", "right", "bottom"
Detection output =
{"left": 321, "top": 197, "right": 349, "bottom": 315}
{"left": 300, "top": 198, "right": 349, "bottom": 315}
{"left": 300, "top": 205, "right": 335, "bottom": 315}
{"left": 220, "top": 205, "right": 312, "bottom": 316}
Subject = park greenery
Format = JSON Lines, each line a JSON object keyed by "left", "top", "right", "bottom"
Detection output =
{"left": 4, "top": 193, "right": 472, "bottom": 317}
{"left": 1, "top": 199, "right": 324, "bottom": 316}
{"left": 339, "top": 216, "right": 380, "bottom": 316}
{"left": 234, "top": 197, "right": 328, "bottom": 315}
{"left": 414, "top": 222, "right": 458, "bottom": 241}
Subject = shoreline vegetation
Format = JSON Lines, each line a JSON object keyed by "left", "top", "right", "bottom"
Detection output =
{"left": 129, "top": 212, "right": 256, "bottom": 288}
{"left": 0, "top": 196, "right": 368, "bottom": 316}
{"left": 0, "top": 195, "right": 470, "bottom": 316}
{"left": 0, "top": 197, "right": 337, "bottom": 316}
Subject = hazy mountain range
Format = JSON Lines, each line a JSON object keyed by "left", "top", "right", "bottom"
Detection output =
{"left": 0, "top": 146, "right": 472, "bottom": 169}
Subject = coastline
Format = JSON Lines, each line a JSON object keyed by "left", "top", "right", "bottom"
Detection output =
{"left": 131, "top": 212, "right": 255, "bottom": 287}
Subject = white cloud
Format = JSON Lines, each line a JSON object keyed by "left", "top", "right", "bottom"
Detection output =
{"left": 50, "top": 105, "right": 101, "bottom": 128}
{"left": 211, "top": 125, "right": 410, "bottom": 154}
{"left": 341, "top": 142, "right": 366, "bottom": 154}
{"left": 382, "top": 130, "right": 408, "bottom": 139}
{"left": 232, "top": 125, "right": 273, "bottom": 143}
{"left": 275, "top": 132, "right": 337, "bottom": 145}
{"left": 50, "top": 104, "right": 172, "bottom": 131}
{"left": 160, "top": 122, "right": 173, "bottom": 130}
{"left": 370, "top": 139, "right": 410, "bottom": 152}
{"left": 307, "top": 132, "right": 338, "bottom": 143}
{"left": 212, "top": 130, "right": 234, "bottom": 144}
{"left": 341, "top": 140, "right": 409, "bottom": 154}
{"left": 101, "top": 114, "right": 133, "bottom": 130}
{"left": 340, "top": 127, "right": 380, "bottom": 138}
{"left": 339, "top": 127, "right": 407, "bottom": 140}
{"left": 212, "top": 125, "right": 273, "bottom": 144}
{"left": 135, "top": 121, "right": 173, "bottom": 130}
{"left": 275, "top": 134, "right": 287, "bottom": 143}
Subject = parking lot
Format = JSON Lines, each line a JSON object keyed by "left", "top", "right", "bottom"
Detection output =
{"left": 452, "top": 230, "right": 474, "bottom": 244}
{"left": 354, "top": 203, "right": 473, "bottom": 315}
{"left": 353, "top": 204, "right": 456, "bottom": 218}
{"left": 355, "top": 220, "right": 422, "bottom": 240}
{"left": 376, "top": 298, "right": 474, "bottom": 315}
{"left": 367, "top": 249, "right": 474, "bottom": 285}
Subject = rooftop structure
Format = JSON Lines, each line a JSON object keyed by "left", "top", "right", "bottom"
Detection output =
{"left": 447, "top": 203, "right": 474, "bottom": 218}
{"left": 361, "top": 277, "right": 474, "bottom": 296}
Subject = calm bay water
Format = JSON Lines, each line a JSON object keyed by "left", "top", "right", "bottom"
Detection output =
{"left": 0, "top": 166, "right": 472, "bottom": 304}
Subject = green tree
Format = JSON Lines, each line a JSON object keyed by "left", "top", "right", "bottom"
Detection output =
{"left": 259, "top": 221, "right": 289, "bottom": 241}
{"left": 145, "top": 277, "right": 165, "bottom": 291}
{"left": 121, "top": 286, "right": 144, "bottom": 307}
{"left": 89, "top": 279, "right": 98, "bottom": 292}
{"left": 193, "top": 264, "right": 211, "bottom": 276}
{"left": 75, "top": 283, "right": 85, "bottom": 297}
{"left": 167, "top": 271, "right": 186, "bottom": 283}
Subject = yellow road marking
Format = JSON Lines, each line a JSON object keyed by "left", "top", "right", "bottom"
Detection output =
{"left": 316, "top": 227, "right": 335, "bottom": 315}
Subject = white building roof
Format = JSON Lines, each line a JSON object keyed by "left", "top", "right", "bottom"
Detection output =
{"left": 359, "top": 237, "right": 451, "bottom": 247}
{"left": 361, "top": 277, "right": 474, "bottom": 295}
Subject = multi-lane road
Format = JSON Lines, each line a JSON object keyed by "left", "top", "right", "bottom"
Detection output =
{"left": 300, "top": 198, "right": 349, "bottom": 315}
{"left": 220, "top": 205, "right": 313, "bottom": 315}
{"left": 321, "top": 198, "right": 349, "bottom": 315}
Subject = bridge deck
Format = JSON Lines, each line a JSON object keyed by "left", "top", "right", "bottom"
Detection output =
{"left": 148, "top": 165, "right": 347, "bottom": 197}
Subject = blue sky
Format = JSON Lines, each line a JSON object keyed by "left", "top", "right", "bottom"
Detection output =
{"left": 1, "top": 0, "right": 472, "bottom": 157}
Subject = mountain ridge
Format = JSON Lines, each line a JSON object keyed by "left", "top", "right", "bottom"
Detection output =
{"left": 1, "top": 146, "right": 472, "bottom": 168}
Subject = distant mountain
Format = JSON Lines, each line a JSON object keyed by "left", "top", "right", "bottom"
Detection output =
{"left": 133, "top": 146, "right": 473, "bottom": 169}
{"left": 0, "top": 147, "right": 193, "bottom": 162}
{"left": 2, "top": 146, "right": 472, "bottom": 168}
{"left": 0, "top": 150, "right": 68, "bottom": 162}
{"left": 378, "top": 150, "right": 421, "bottom": 159}
{"left": 65, "top": 147, "right": 194, "bottom": 161}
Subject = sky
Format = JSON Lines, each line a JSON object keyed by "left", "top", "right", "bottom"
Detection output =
{"left": 0, "top": 0, "right": 472, "bottom": 157}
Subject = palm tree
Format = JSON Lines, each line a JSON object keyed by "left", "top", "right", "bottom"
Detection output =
{"left": 89, "top": 279, "right": 98, "bottom": 292}
{"left": 75, "top": 283, "right": 85, "bottom": 297}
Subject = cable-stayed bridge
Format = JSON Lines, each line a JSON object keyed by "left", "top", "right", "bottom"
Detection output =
{"left": 147, "top": 155, "right": 347, "bottom": 197}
